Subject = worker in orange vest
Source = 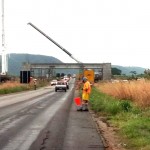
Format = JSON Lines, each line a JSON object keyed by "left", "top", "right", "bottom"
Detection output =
{"left": 82, "top": 77, "right": 91, "bottom": 108}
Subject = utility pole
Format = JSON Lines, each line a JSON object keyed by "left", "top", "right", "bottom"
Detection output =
{"left": 1, "top": 0, "right": 8, "bottom": 75}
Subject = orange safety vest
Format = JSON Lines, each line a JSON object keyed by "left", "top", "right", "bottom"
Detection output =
{"left": 82, "top": 81, "right": 91, "bottom": 101}
{"left": 82, "top": 81, "right": 91, "bottom": 94}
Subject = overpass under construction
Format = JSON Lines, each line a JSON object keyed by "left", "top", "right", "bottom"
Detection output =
{"left": 22, "top": 62, "right": 111, "bottom": 80}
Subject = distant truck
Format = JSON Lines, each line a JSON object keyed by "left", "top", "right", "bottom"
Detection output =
{"left": 94, "top": 72, "right": 102, "bottom": 82}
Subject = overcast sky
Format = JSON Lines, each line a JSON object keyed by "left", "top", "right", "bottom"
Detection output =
{"left": 0, "top": 0, "right": 150, "bottom": 68}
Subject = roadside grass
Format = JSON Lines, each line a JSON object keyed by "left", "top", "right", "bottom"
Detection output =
{"left": 0, "top": 86, "right": 29, "bottom": 94}
{"left": 0, "top": 80, "right": 49, "bottom": 95}
{"left": 0, "top": 82, "right": 30, "bottom": 94}
{"left": 90, "top": 87, "right": 150, "bottom": 150}
{"left": 96, "top": 80, "right": 150, "bottom": 107}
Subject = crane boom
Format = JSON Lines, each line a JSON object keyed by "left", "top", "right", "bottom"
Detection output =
{"left": 28, "top": 22, "right": 81, "bottom": 63}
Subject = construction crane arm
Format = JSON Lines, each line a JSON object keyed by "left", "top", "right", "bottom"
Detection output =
{"left": 28, "top": 22, "right": 81, "bottom": 63}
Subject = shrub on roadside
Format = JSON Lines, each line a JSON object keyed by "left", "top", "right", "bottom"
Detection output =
{"left": 120, "top": 100, "right": 132, "bottom": 112}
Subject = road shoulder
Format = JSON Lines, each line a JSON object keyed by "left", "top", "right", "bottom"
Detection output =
{"left": 62, "top": 90, "right": 105, "bottom": 150}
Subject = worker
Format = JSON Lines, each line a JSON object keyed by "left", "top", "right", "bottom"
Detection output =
{"left": 82, "top": 77, "right": 91, "bottom": 110}
{"left": 33, "top": 79, "right": 37, "bottom": 90}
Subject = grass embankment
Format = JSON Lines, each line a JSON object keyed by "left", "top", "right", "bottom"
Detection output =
{"left": 90, "top": 81, "right": 150, "bottom": 150}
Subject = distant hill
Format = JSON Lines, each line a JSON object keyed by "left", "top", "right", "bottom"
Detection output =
{"left": 0, "top": 53, "right": 62, "bottom": 76}
{"left": 0, "top": 53, "right": 147, "bottom": 76}
{"left": 112, "top": 65, "right": 146, "bottom": 75}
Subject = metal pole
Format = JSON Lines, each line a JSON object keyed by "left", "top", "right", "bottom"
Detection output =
{"left": 2, "top": 0, "right": 4, "bottom": 47}
{"left": 1, "top": 0, "right": 7, "bottom": 74}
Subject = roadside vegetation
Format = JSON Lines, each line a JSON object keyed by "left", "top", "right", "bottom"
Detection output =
{"left": 0, "top": 79, "right": 49, "bottom": 95}
{"left": 0, "top": 81, "right": 29, "bottom": 94}
{"left": 90, "top": 81, "right": 150, "bottom": 150}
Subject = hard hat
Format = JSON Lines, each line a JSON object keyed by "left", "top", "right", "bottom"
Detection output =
{"left": 82, "top": 77, "right": 87, "bottom": 82}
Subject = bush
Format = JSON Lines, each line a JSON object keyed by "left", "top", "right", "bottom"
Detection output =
{"left": 120, "top": 100, "right": 132, "bottom": 112}
{"left": 90, "top": 87, "right": 122, "bottom": 115}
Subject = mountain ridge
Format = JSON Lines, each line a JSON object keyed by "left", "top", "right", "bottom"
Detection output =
{"left": 0, "top": 53, "right": 62, "bottom": 76}
{"left": 0, "top": 53, "right": 147, "bottom": 76}
{"left": 112, "top": 65, "right": 146, "bottom": 75}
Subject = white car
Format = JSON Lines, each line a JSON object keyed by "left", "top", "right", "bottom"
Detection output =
{"left": 50, "top": 80, "right": 57, "bottom": 86}
{"left": 55, "top": 81, "right": 67, "bottom": 92}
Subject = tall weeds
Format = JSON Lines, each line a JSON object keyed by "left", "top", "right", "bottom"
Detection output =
{"left": 96, "top": 80, "right": 150, "bottom": 107}
{"left": 0, "top": 81, "right": 29, "bottom": 94}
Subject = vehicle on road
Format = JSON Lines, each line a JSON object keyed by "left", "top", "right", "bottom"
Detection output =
{"left": 55, "top": 81, "right": 67, "bottom": 92}
{"left": 64, "top": 81, "right": 69, "bottom": 89}
{"left": 50, "top": 80, "right": 57, "bottom": 86}
{"left": 66, "top": 82, "right": 69, "bottom": 89}
{"left": 62, "top": 79, "right": 69, "bottom": 89}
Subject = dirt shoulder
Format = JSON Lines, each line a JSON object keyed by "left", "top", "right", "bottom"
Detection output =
{"left": 90, "top": 111, "right": 126, "bottom": 150}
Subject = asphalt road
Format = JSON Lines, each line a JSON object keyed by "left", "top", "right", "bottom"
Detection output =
{"left": 0, "top": 79, "right": 105, "bottom": 150}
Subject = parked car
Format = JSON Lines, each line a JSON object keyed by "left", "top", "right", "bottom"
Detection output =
{"left": 55, "top": 81, "right": 67, "bottom": 92}
{"left": 50, "top": 80, "right": 57, "bottom": 86}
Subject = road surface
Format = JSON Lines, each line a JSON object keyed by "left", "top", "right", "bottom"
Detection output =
{"left": 0, "top": 79, "right": 105, "bottom": 150}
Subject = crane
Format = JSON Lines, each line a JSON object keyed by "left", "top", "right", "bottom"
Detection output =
{"left": 27, "top": 22, "right": 81, "bottom": 63}
{"left": 27, "top": 23, "right": 97, "bottom": 82}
